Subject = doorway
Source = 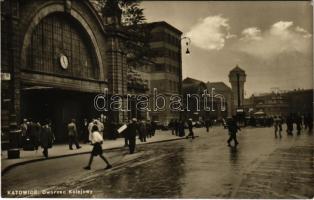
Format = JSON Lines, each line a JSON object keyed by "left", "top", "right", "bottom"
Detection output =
{"left": 21, "top": 88, "right": 100, "bottom": 142}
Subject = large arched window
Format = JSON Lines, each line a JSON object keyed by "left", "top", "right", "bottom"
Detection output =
{"left": 26, "top": 13, "right": 99, "bottom": 79}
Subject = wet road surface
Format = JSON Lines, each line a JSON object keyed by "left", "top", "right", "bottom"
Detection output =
{"left": 2, "top": 126, "right": 313, "bottom": 198}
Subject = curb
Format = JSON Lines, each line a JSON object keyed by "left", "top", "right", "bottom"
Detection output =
{"left": 1, "top": 136, "right": 188, "bottom": 175}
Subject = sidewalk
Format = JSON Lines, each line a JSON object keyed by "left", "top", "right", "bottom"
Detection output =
{"left": 1, "top": 130, "right": 185, "bottom": 174}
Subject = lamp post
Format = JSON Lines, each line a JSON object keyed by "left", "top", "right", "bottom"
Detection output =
{"left": 179, "top": 36, "right": 191, "bottom": 121}
{"left": 181, "top": 36, "right": 191, "bottom": 54}
{"left": 236, "top": 72, "right": 240, "bottom": 108}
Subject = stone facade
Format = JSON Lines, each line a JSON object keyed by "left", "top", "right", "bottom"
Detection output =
{"left": 1, "top": 0, "right": 128, "bottom": 141}
{"left": 1, "top": 0, "right": 184, "bottom": 141}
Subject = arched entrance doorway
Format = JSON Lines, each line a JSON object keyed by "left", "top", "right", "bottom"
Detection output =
{"left": 20, "top": 10, "right": 106, "bottom": 142}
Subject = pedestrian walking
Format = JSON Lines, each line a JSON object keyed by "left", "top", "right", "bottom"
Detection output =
{"left": 40, "top": 121, "right": 54, "bottom": 158}
{"left": 286, "top": 114, "right": 294, "bottom": 135}
{"left": 33, "top": 121, "right": 41, "bottom": 150}
{"left": 151, "top": 120, "right": 157, "bottom": 137}
{"left": 146, "top": 122, "right": 152, "bottom": 139}
{"left": 305, "top": 113, "right": 313, "bottom": 133}
{"left": 146, "top": 120, "right": 152, "bottom": 139}
{"left": 20, "top": 119, "right": 28, "bottom": 148}
{"left": 28, "top": 119, "right": 37, "bottom": 149}
{"left": 138, "top": 120, "right": 147, "bottom": 142}
{"left": 303, "top": 114, "right": 308, "bottom": 130}
{"left": 126, "top": 118, "right": 138, "bottom": 154}
{"left": 274, "top": 116, "right": 282, "bottom": 138}
{"left": 23, "top": 119, "right": 35, "bottom": 150}
{"left": 174, "top": 120, "right": 179, "bottom": 136}
{"left": 108, "top": 120, "right": 118, "bottom": 140}
{"left": 82, "top": 118, "right": 90, "bottom": 143}
{"left": 227, "top": 116, "right": 241, "bottom": 147}
{"left": 178, "top": 119, "right": 185, "bottom": 137}
{"left": 205, "top": 118, "right": 211, "bottom": 133}
{"left": 187, "top": 119, "right": 195, "bottom": 139}
{"left": 169, "top": 119, "right": 175, "bottom": 135}
{"left": 296, "top": 115, "right": 302, "bottom": 135}
{"left": 124, "top": 120, "right": 131, "bottom": 147}
{"left": 67, "top": 119, "right": 82, "bottom": 150}
{"left": 84, "top": 125, "right": 112, "bottom": 170}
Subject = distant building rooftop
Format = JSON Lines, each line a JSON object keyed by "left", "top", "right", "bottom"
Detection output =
{"left": 145, "top": 21, "right": 182, "bottom": 35}
{"left": 206, "top": 82, "right": 232, "bottom": 93}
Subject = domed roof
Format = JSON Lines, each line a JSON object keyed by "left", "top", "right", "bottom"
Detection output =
{"left": 230, "top": 65, "right": 245, "bottom": 73}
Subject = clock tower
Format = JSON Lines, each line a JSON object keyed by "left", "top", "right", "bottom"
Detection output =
{"left": 229, "top": 65, "right": 246, "bottom": 111}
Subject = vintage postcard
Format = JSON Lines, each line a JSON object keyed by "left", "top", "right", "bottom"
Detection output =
{"left": 1, "top": 0, "right": 313, "bottom": 198}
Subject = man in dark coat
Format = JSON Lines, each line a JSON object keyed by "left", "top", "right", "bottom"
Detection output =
{"left": 138, "top": 120, "right": 147, "bottom": 142}
{"left": 174, "top": 120, "right": 179, "bottom": 136}
{"left": 146, "top": 120, "right": 152, "bottom": 139}
{"left": 205, "top": 118, "right": 211, "bottom": 133}
{"left": 67, "top": 119, "right": 81, "bottom": 150}
{"left": 151, "top": 120, "right": 157, "bottom": 137}
{"left": 227, "top": 116, "right": 241, "bottom": 147}
{"left": 24, "top": 119, "right": 35, "bottom": 150}
{"left": 187, "top": 119, "right": 195, "bottom": 139}
{"left": 126, "top": 118, "right": 138, "bottom": 154}
{"left": 33, "top": 121, "right": 41, "bottom": 150}
{"left": 82, "top": 118, "right": 90, "bottom": 143}
{"left": 178, "top": 120, "right": 185, "bottom": 137}
{"left": 40, "top": 121, "right": 54, "bottom": 158}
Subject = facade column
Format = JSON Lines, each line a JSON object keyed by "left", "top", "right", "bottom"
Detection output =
{"left": 106, "top": 36, "right": 128, "bottom": 123}
{"left": 103, "top": 0, "right": 128, "bottom": 124}
{"left": 5, "top": 0, "right": 21, "bottom": 128}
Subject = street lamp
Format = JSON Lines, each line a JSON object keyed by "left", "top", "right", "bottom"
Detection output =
{"left": 181, "top": 36, "right": 191, "bottom": 54}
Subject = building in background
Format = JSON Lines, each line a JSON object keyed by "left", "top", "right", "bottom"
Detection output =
{"left": 286, "top": 89, "right": 313, "bottom": 115}
{"left": 206, "top": 82, "right": 233, "bottom": 118}
{"left": 243, "top": 89, "right": 313, "bottom": 117}
{"left": 182, "top": 77, "right": 232, "bottom": 121}
{"left": 243, "top": 92, "right": 289, "bottom": 117}
{"left": 145, "top": 21, "right": 183, "bottom": 123}
{"left": 182, "top": 78, "right": 208, "bottom": 121}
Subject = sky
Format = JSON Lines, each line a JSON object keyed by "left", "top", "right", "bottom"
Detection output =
{"left": 141, "top": 1, "right": 313, "bottom": 97}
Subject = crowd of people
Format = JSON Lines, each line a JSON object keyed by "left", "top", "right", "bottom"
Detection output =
{"left": 15, "top": 112, "right": 313, "bottom": 169}
{"left": 262, "top": 113, "right": 313, "bottom": 138}
{"left": 19, "top": 118, "right": 54, "bottom": 158}
{"left": 168, "top": 118, "right": 205, "bottom": 138}
{"left": 284, "top": 113, "right": 313, "bottom": 135}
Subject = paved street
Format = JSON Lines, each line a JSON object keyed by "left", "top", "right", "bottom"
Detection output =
{"left": 2, "top": 126, "right": 313, "bottom": 198}
{"left": 1, "top": 130, "right": 181, "bottom": 172}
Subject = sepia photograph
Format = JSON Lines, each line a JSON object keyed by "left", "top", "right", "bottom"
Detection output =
{"left": 1, "top": 0, "right": 313, "bottom": 198}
